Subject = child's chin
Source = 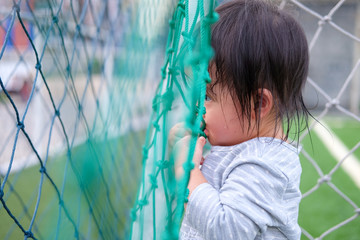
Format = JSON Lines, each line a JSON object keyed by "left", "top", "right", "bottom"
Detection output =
{"left": 207, "top": 138, "right": 215, "bottom": 146}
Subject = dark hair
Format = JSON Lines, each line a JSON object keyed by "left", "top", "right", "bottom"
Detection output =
{"left": 210, "top": 0, "right": 311, "bottom": 140}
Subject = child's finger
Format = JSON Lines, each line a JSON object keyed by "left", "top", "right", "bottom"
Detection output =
{"left": 169, "top": 122, "right": 187, "bottom": 147}
{"left": 193, "top": 137, "right": 206, "bottom": 166}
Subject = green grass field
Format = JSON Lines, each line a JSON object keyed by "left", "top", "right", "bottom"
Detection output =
{"left": 1, "top": 117, "right": 359, "bottom": 239}
{"left": 0, "top": 130, "right": 144, "bottom": 239}
{"left": 299, "top": 117, "right": 360, "bottom": 240}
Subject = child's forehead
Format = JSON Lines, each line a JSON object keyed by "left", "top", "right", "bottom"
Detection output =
{"left": 206, "top": 81, "right": 214, "bottom": 90}
{"left": 206, "top": 81, "right": 227, "bottom": 97}
{"left": 207, "top": 64, "right": 219, "bottom": 88}
{"left": 206, "top": 81, "right": 217, "bottom": 93}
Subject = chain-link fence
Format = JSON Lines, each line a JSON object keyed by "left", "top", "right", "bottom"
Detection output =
{"left": 287, "top": 0, "right": 360, "bottom": 239}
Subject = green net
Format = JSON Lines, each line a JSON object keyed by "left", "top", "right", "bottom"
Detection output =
{"left": 0, "top": 0, "right": 215, "bottom": 239}
{"left": 129, "top": 1, "right": 217, "bottom": 239}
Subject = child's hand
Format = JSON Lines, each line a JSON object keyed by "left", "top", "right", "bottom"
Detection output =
{"left": 168, "top": 122, "right": 187, "bottom": 149}
{"left": 169, "top": 123, "right": 206, "bottom": 178}
{"left": 172, "top": 135, "right": 206, "bottom": 178}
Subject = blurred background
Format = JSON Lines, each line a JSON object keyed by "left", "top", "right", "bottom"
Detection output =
{"left": 0, "top": 0, "right": 359, "bottom": 239}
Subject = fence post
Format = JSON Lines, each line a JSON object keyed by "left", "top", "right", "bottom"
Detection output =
{"left": 350, "top": 1, "right": 360, "bottom": 115}
{"left": 32, "top": 6, "right": 45, "bottom": 160}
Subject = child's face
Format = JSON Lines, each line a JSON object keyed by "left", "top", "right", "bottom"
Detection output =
{"left": 204, "top": 84, "right": 254, "bottom": 146}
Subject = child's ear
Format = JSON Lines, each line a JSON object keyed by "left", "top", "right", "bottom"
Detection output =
{"left": 252, "top": 88, "right": 274, "bottom": 119}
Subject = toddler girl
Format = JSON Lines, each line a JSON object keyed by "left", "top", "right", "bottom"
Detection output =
{"left": 174, "top": 0, "right": 310, "bottom": 239}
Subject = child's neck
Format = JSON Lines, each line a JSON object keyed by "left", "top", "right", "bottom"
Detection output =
{"left": 256, "top": 117, "right": 285, "bottom": 142}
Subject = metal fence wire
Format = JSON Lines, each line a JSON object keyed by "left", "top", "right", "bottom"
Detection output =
{"left": 0, "top": 0, "right": 359, "bottom": 239}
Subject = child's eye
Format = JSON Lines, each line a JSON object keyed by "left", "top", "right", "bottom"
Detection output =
{"left": 205, "top": 94, "right": 211, "bottom": 101}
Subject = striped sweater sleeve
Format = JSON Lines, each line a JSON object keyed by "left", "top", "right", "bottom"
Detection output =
{"left": 185, "top": 158, "right": 289, "bottom": 240}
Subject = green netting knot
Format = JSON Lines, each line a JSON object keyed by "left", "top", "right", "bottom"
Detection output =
{"left": 35, "top": 63, "right": 41, "bottom": 70}
{"left": 202, "top": 48, "right": 214, "bottom": 60}
{"left": 148, "top": 174, "right": 158, "bottom": 189}
{"left": 39, "top": 167, "right": 46, "bottom": 174}
{"left": 183, "top": 161, "right": 194, "bottom": 172}
{"left": 169, "top": 19, "right": 175, "bottom": 29}
{"left": 152, "top": 121, "right": 160, "bottom": 131}
{"left": 177, "top": 2, "right": 185, "bottom": 9}
{"left": 184, "top": 188, "right": 190, "bottom": 203}
{"left": 177, "top": 3, "right": 186, "bottom": 15}
{"left": 181, "top": 32, "right": 194, "bottom": 45}
{"left": 0, "top": 190, "right": 4, "bottom": 199}
{"left": 204, "top": 12, "right": 219, "bottom": 24}
{"left": 157, "top": 160, "right": 169, "bottom": 169}
{"left": 59, "top": 199, "right": 64, "bottom": 206}
{"left": 168, "top": 67, "right": 178, "bottom": 76}
{"left": 199, "top": 119, "right": 207, "bottom": 138}
{"left": 76, "top": 25, "right": 81, "bottom": 32}
{"left": 199, "top": 131, "right": 207, "bottom": 138}
{"left": 139, "top": 199, "right": 149, "bottom": 208}
{"left": 194, "top": 105, "right": 200, "bottom": 114}
{"left": 142, "top": 146, "right": 148, "bottom": 159}
{"left": 152, "top": 90, "right": 174, "bottom": 112}
{"left": 152, "top": 96, "right": 159, "bottom": 111}
{"left": 17, "top": 121, "right": 25, "bottom": 129}
{"left": 55, "top": 109, "right": 60, "bottom": 117}
{"left": 162, "top": 90, "right": 174, "bottom": 111}
{"left": 204, "top": 71, "right": 211, "bottom": 83}
{"left": 130, "top": 208, "right": 137, "bottom": 221}
{"left": 52, "top": 16, "right": 59, "bottom": 23}
{"left": 13, "top": 4, "right": 20, "bottom": 13}
{"left": 201, "top": 118, "right": 206, "bottom": 130}
{"left": 161, "top": 66, "right": 167, "bottom": 78}
{"left": 166, "top": 48, "right": 174, "bottom": 54}
{"left": 24, "top": 231, "right": 34, "bottom": 239}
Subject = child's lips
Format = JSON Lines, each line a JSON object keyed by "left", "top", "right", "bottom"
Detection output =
{"left": 204, "top": 128, "right": 209, "bottom": 136}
